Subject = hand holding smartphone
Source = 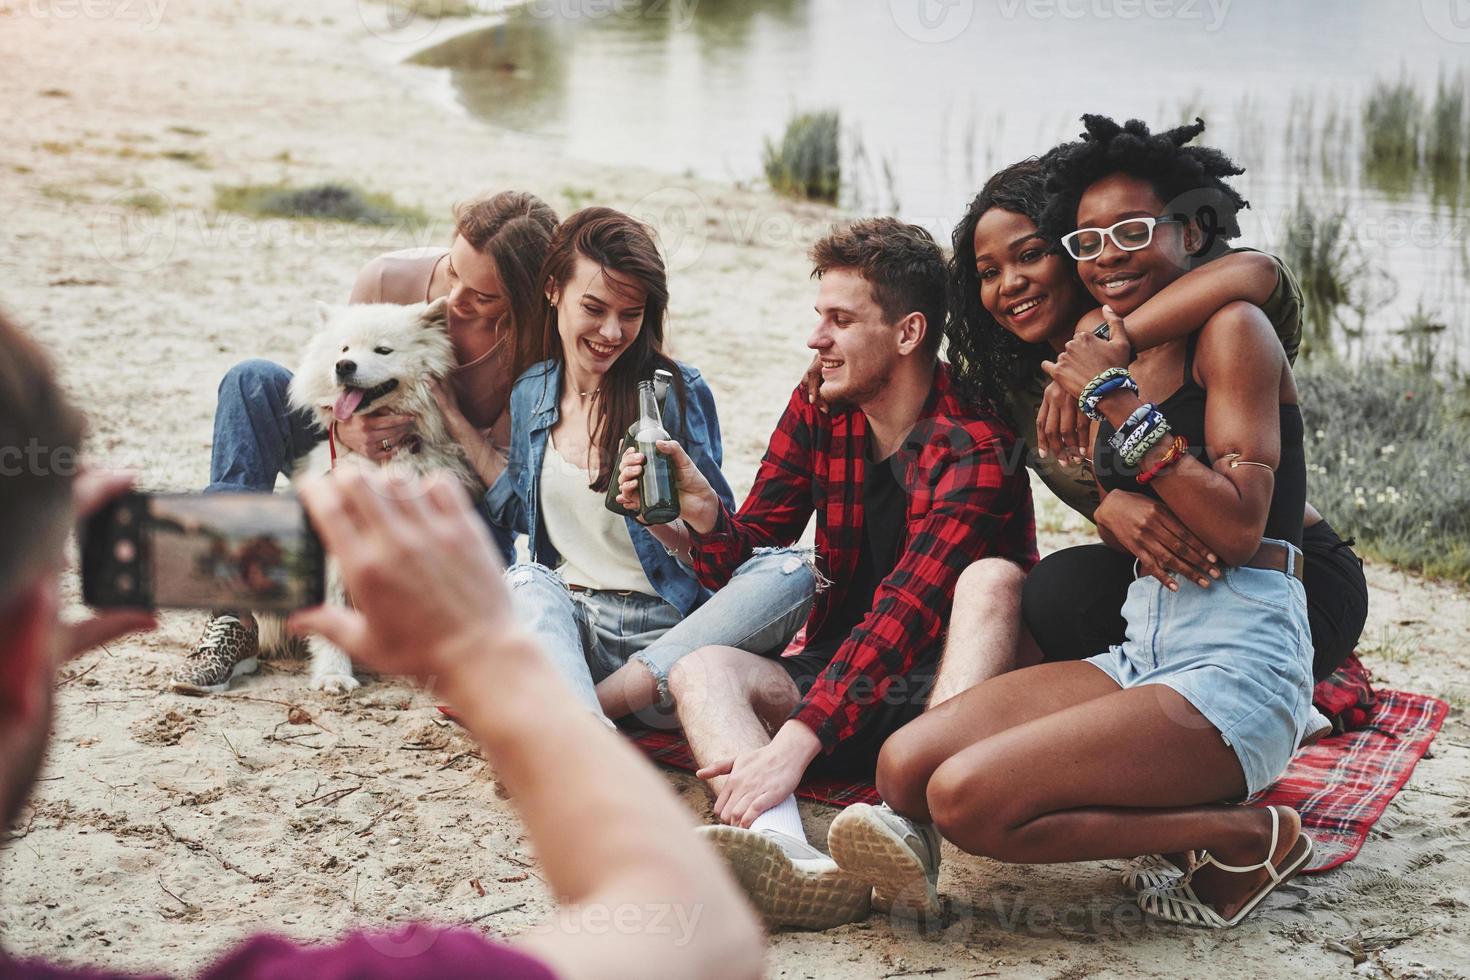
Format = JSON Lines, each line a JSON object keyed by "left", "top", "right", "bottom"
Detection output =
{"left": 82, "top": 491, "right": 325, "bottom": 611}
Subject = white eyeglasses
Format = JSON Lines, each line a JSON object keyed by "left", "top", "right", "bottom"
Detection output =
{"left": 1060, "top": 215, "right": 1184, "bottom": 261}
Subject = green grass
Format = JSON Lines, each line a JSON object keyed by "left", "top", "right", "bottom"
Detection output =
{"left": 1356, "top": 622, "right": 1427, "bottom": 667}
{"left": 161, "top": 149, "right": 210, "bottom": 168}
{"left": 39, "top": 184, "right": 91, "bottom": 205}
{"left": 559, "top": 185, "right": 597, "bottom": 212}
{"left": 120, "top": 191, "right": 169, "bottom": 214}
{"left": 763, "top": 109, "right": 841, "bottom": 203}
{"left": 1299, "top": 359, "right": 1470, "bottom": 584}
{"left": 213, "top": 182, "right": 430, "bottom": 227}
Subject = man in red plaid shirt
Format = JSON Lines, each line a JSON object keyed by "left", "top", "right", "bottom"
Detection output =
{"left": 622, "top": 218, "right": 1037, "bottom": 929}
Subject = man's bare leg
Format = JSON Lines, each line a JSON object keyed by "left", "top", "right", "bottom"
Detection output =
{"left": 669, "top": 645, "right": 801, "bottom": 798}
{"left": 927, "top": 558, "right": 1027, "bottom": 708}
{"left": 669, "top": 645, "right": 871, "bottom": 929}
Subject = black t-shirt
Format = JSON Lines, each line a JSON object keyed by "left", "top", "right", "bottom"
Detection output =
{"left": 804, "top": 448, "right": 909, "bottom": 660}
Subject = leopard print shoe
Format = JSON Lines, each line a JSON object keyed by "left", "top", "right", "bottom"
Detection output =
{"left": 170, "top": 615, "right": 260, "bottom": 695}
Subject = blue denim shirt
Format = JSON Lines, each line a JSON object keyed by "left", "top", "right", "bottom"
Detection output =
{"left": 484, "top": 359, "right": 735, "bottom": 616}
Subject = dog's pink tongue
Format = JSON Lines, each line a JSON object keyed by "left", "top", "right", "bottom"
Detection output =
{"left": 333, "top": 388, "right": 365, "bottom": 421}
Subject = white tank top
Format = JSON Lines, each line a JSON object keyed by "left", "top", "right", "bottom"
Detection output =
{"left": 538, "top": 434, "right": 657, "bottom": 595}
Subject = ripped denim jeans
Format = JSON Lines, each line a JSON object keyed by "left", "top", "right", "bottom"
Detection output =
{"left": 505, "top": 548, "right": 816, "bottom": 725}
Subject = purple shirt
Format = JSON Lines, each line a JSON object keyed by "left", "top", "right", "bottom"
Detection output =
{"left": 2, "top": 926, "right": 558, "bottom": 980}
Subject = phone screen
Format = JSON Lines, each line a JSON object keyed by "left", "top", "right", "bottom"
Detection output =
{"left": 83, "top": 492, "right": 325, "bottom": 611}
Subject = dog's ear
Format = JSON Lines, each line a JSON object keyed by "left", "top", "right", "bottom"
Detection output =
{"left": 315, "top": 301, "right": 334, "bottom": 327}
{"left": 422, "top": 296, "right": 450, "bottom": 328}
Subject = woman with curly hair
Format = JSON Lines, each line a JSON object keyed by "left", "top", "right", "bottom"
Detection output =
{"left": 940, "top": 152, "right": 1366, "bottom": 686}
{"left": 828, "top": 117, "right": 1334, "bottom": 929}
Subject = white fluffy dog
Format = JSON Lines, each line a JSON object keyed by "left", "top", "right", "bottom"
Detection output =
{"left": 262, "top": 297, "right": 481, "bottom": 692}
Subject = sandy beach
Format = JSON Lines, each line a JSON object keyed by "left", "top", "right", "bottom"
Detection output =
{"left": 3, "top": 2, "right": 1469, "bottom": 976}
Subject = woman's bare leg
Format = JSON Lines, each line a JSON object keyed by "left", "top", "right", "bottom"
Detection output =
{"left": 875, "top": 661, "right": 1121, "bottom": 820}
{"left": 926, "top": 681, "right": 1301, "bottom": 919}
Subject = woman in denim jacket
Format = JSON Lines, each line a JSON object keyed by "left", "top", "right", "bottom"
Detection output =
{"left": 486, "top": 208, "right": 813, "bottom": 728}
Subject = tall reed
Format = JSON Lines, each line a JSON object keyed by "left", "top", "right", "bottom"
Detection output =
{"left": 762, "top": 109, "right": 841, "bottom": 203}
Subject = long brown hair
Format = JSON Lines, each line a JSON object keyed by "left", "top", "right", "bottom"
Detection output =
{"left": 452, "top": 190, "right": 560, "bottom": 378}
{"left": 537, "top": 207, "right": 686, "bottom": 493}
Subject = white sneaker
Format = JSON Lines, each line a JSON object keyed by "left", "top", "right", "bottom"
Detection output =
{"left": 694, "top": 825, "right": 871, "bottom": 930}
{"left": 828, "top": 802, "right": 942, "bottom": 920}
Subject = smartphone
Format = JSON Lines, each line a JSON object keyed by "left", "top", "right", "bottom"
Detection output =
{"left": 81, "top": 492, "right": 325, "bottom": 611}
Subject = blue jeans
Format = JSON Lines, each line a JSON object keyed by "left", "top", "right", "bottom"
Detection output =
{"left": 206, "top": 358, "right": 514, "bottom": 561}
{"left": 506, "top": 548, "right": 816, "bottom": 726}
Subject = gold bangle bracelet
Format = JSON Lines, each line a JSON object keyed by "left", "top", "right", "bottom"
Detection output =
{"left": 1223, "top": 453, "right": 1274, "bottom": 472}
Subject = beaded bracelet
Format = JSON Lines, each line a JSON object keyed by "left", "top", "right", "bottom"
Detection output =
{"left": 1114, "top": 403, "right": 1166, "bottom": 460}
{"left": 1137, "top": 435, "right": 1189, "bottom": 485}
{"left": 1109, "top": 403, "right": 1155, "bottom": 451}
{"left": 1078, "top": 368, "right": 1138, "bottom": 421}
{"left": 1123, "top": 417, "right": 1172, "bottom": 468}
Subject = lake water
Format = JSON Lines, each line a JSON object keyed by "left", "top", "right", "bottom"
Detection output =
{"left": 409, "top": 0, "right": 1470, "bottom": 368}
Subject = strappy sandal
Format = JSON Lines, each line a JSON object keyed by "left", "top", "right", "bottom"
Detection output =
{"left": 1137, "top": 807, "right": 1313, "bottom": 929}
{"left": 1120, "top": 852, "right": 1196, "bottom": 892}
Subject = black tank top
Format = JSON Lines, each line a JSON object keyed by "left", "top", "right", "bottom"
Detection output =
{"left": 1093, "top": 332, "right": 1306, "bottom": 548}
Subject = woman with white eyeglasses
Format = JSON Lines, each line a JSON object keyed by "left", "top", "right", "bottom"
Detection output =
{"left": 845, "top": 117, "right": 1331, "bottom": 931}
{"left": 934, "top": 154, "right": 1366, "bottom": 691}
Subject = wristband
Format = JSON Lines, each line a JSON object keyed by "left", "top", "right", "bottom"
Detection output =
{"left": 1112, "top": 402, "right": 1162, "bottom": 457}
{"left": 1137, "top": 435, "right": 1189, "bottom": 485}
{"left": 1123, "top": 417, "right": 1172, "bottom": 468}
{"left": 1079, "top": 368, "right": 1138, "bottom": 421}
{"left": 1110, "top": 404, "right": 1154, "bottom": 449}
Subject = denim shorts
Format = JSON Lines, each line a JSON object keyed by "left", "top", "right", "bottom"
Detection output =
{"left": 1085, "top": 538, "right": 1319, "bottom": 797}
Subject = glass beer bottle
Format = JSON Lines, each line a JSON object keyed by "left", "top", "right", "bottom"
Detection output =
{"left": 604, "top": 370, "right": 674, "bottom": 518}
{"left": 632, "top": 379, "right": 681, "bottom": 524}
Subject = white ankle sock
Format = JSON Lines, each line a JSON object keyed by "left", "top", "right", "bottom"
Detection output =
{"left": 750, "top": 794, "right": 805, "bottom": 843}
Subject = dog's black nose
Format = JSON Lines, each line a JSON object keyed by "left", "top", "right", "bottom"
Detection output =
{"left": 335, "top": 359, "right": 356, "bottom": 378}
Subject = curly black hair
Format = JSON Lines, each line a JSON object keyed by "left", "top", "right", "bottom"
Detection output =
{"left": 946, "top": 156, "right": 1074, "bottom": 416}
{"left": 1039, "top": 115, "right": 1250, "bottom": 251}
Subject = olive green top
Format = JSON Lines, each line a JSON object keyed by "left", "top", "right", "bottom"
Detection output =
{"left": 1003, "top": 247, "right": 1304, "bottom": 523}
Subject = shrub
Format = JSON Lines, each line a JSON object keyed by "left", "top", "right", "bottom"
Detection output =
{"left": 214, "top": 182, "right": 429, "bottom": 227}
{"left": 1428, "top": 70, "right": 1468, "bottom": 204}
{"left": 763, "top": 109, "right": 841, "bottom": 203}
{"left": 1299, "top": 360, "right": 1470, "bottom": 584}
{"left": 1362, "top": 75, "right": 1422, "bottom": 196}
{"left": 1282, "top": 195, "right": 1359, "bottom": 354}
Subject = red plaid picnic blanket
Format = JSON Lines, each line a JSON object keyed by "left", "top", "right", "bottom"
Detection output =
{"left": 629, "top": 687, "right": 1447, "bottom": 875}
{"left": 1250, "top": 688, "right": 1448, "bottom": 871}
